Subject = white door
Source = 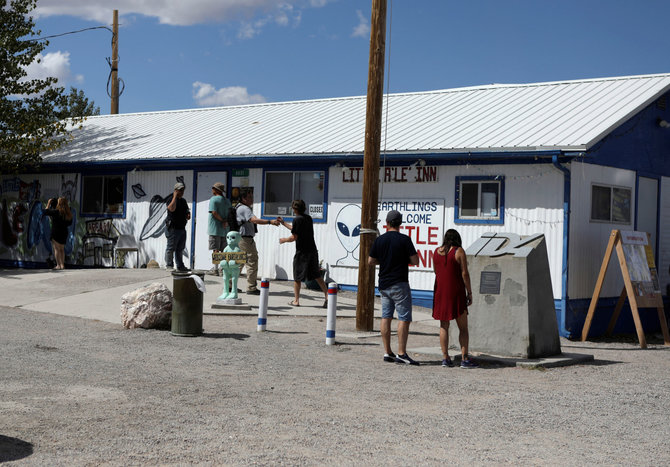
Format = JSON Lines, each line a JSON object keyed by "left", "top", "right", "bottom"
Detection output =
{"left": 194, "top": 171, "right": 228, "bottom": 271}
{"left": 637, "top": 176, "right": 658, "bottom": 254}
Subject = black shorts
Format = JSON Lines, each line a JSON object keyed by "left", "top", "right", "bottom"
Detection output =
{"left": 293, "top": 250, "right": 321, "bottom": 282}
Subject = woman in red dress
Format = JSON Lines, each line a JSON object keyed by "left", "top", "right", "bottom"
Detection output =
{"left": 432, "top": 229, "right": 478, "bottom": 368}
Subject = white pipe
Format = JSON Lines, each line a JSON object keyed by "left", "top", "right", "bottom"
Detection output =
{"left": 326, "top": 282, "right": 338, "bottom": 345}
{"left": 258, "top": 278, "right": 269, "bottom": 332}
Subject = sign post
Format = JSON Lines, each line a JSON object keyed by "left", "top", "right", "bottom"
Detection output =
{"left": 581, "top": 230, "right": 670, "bottom": 348}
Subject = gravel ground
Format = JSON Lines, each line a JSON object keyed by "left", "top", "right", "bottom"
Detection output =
{"left": 2, "top": 301, "right": 670, "bottom": 466}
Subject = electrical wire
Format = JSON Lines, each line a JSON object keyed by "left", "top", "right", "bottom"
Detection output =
{"left": 32, "top": 26, "right": 113, "bottom": 41}
{"left": 379, "top": 0, "right": 393, "bottom": 210}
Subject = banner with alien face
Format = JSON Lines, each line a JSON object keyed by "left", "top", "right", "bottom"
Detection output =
{"left": 328, "top": 198, "right": 444, "bottom": 271}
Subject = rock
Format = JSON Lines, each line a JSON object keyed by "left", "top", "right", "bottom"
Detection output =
{"left": 120, "top": 282, "right": 172, "bottom": 329}
{"left": 146, "top": 259, "right": 160, "bottom": 269}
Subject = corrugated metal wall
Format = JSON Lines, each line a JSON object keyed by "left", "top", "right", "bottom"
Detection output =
{"left": 120, "top": 169, "right": 194, "bottom": 267}
{"left": 568, "top": 162, "right": 636, "bottom": 298}
{"left": 255, "top": 164, "right": 565, "bottom": 299}
{"left": 659, "top": 176, "right": 670, "bottom": 295}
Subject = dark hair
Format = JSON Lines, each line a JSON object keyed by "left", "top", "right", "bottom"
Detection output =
{"left": 291, "top": 199, "right": 306, "bottom": 215}
{"left": 240, "top": 187, "right": 253, "bottom": 199}
{"left": 388, "top": 218, "right": 402, "bottom": 229}
{"left": 441, "top": 229, "right": 462, "bottom": 249}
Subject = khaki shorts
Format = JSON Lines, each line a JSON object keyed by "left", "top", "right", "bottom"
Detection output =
{"left": 208, "top": 235, "right": 227, "bottom": 251}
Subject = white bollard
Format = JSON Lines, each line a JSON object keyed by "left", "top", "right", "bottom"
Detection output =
{"left": 326, "top": 282, "right": 338, "bottom": 345}
{"left": 258, "top": 278, "right": 269, "bottom": 332}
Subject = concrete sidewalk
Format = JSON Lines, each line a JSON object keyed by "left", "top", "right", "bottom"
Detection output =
{"left": 0, "top": 267, "right": 435, "bottom": 326}
{"left": 0, "top": 267, "right": 591, "bottom": 367}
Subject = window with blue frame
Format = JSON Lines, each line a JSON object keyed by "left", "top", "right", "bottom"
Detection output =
{"left": 263, "top": 170, "right": 326, "bottom": 219}
{"left": 81, "top": 174, "right": 125, "bottom": 216}
{"left": 455, "top": 176, "right": 504, "bottom": 224}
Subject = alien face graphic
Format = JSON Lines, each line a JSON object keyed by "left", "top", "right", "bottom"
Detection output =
{"left": 335, "top": 204, "right": 361, "bottom": 264}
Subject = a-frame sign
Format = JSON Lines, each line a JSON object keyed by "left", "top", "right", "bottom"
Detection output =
{"left": 581, "top": 230, "right": 670, "bottom": 348}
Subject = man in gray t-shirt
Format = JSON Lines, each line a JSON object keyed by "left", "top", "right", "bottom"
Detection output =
{"left": 236, "top": 188, "right": 280, "bottom": 295}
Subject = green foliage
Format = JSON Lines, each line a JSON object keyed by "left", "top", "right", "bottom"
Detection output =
{"left": 0, "top": 0, "right": 98, "bottom": 174}
{"left": 61, "top": 87, "right": 101, "bottom": 118}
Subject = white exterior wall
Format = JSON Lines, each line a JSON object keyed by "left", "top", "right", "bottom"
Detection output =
{"left": 568, "top": 162, "right": 636, "bottom": 299}
{"left": 659, "top": 176, "right": 670, "bottom": 295}
{"left": 119, "top": 169, "right": 194, "bottom": 268}
{"left": 255, "top": 163, "right": 565, "bottom": 298}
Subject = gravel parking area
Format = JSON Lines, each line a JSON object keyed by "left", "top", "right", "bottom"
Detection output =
{"left": 2, "top": 304, "right": 670, "bottom": 465}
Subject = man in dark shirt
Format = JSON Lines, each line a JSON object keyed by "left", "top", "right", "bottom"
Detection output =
{"left": 368, "top": 210, "right": 420, "bottom": 365}
{"left": 165, "top": 182, "right": 191, "bottom": 272}
{"left": 278, "top": 199, "right": 328, "bottom": 307}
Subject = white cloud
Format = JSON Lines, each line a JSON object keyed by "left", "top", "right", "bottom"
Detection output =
{"left": 192, "top": 81, "right": 266, "bottom": 107}
{"left": 34, "top": 0, "right": 320, "bottom": 28}
{"left": 23, "top": 51, "right": 82, "bottom": 85}
{"left": 351, "top": 10, "right": 369, "bottom": 38}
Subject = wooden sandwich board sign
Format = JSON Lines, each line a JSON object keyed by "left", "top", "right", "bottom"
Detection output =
{"left": 581, "top": 230, "right": 670, "bottom": 348}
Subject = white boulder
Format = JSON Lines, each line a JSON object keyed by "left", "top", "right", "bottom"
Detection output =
{"left": 120, "top": 282, "right": 172, "bottom": 329}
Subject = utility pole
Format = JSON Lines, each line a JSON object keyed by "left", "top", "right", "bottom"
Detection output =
{"left": 110, "top": 9, "right": 119, "bottom": 114}
{"left": 356, "top": 0, "right": 386, "bottom": 332}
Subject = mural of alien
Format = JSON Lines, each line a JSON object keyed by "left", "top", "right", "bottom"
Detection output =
{"left": 334, "top": 203, "right": 362, "bottom": 266}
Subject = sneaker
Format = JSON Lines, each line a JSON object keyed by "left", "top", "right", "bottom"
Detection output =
{"left": 247, "top": 289, "right": 261, "bottom": 296}
{"left": 460, "top": 358, "right": 479, "bottom": 369}
{"left": 442, "top": 357, "right": 454, "bottom": 368}
{"left": 383, "top": 352, "right": 396, "bottom": 363}
{"left": 395, "top": 353, "right": 420, "bottom": 366}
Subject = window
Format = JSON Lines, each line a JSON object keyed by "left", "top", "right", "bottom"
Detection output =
{"left": 263, "top": 171, "right": 326, "bottom": 219}
{"left": 81, "top": 174, "right": 125, "bottom": 216}
{"left": 455, "top": 176, "right": 504, "bottom": 224}
{"left": 591, "top": 183, "right": 631, "bottom": 223}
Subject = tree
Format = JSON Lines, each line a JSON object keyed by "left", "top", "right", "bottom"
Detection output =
{"left": 61, "top": 87, "right": 101, "bottom": 118}
{"left": 0, "top": 0, "right": 91, "bottom": 173}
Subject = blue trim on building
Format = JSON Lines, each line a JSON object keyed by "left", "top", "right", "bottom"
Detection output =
{"left": 552, "top": 156, "right": 572, "bottom": 339}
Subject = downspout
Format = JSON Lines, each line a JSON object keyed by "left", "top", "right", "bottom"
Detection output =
{"left": 552, "top": 155, "right": 573, "bottom": 339}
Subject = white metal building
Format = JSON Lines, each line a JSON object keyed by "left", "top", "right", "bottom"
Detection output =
{"left": 2, "top": 72, "right": 670, "bottom": 338}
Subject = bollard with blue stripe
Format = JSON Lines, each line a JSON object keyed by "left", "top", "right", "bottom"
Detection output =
{"left": 257, "top": 278, "right": 269, "bottom": 332}
{"left": 326, "top": 282, "right": 338, "bottom": 345}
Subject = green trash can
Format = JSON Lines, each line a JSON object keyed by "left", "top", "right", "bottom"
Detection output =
{"left": 171, "top": 270, "right": 205, "bottom": 336}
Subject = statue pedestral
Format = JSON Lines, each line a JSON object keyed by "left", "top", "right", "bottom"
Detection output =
{"left": 212, "top": 231, "right": 247, "bottom": 305}
{"left": 464, "top": 232, "right": 561, "bottom": 358}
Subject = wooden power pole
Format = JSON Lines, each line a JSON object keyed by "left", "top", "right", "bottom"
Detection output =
{"left": 356, "top": 0, "right": 387, "bottom": 332}
{"left": 110, "top": 9, "right": 119, "bottom": 114}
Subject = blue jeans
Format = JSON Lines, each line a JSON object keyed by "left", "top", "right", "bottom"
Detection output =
{"left": 380, "top": 282, "right": 413, "bottom": 322}
{"left": 165, "top": 228, "right": 187, "bottom": 268}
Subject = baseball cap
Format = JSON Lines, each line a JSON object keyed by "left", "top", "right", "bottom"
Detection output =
{"left": 386, "top": 210, "right": 402, "bottom": 224}
{"left": 174, "top": 182, "right": 185, "bottom": 191}
{"left": 212, "top": 182, "right": 226, "bottom": 194}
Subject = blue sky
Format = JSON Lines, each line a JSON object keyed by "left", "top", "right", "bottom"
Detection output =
{"left": 27, "top": 0, "right": 670, "bottom": 115}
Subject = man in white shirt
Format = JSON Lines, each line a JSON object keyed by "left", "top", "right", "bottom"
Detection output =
{"left": 236, "top": 187, "right": 280, "bottom": 295}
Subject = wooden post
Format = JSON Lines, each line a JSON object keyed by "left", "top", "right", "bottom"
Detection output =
{"left": 356, "top": 0, "right": 386, "bottom": 332}
{"left": 110, "top": 10, "right": 119, "bottom": 114}
{"left": 581, "top": 230, "right": 618, "bottom": 341}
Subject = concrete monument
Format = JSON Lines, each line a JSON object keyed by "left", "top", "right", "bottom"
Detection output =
{"left": 464, "top": 232, "right": 561, "bottom": 358}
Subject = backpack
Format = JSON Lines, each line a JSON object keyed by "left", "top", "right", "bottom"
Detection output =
{"left": 227, "top": 204, "right": 240, "bottom": 231}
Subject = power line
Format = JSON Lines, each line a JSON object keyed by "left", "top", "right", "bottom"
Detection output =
{"left": 33, "top": 26, "right": 113, "bottom": 41}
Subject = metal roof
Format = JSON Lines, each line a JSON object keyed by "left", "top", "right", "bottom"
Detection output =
{"left": 42, "top": 73, "right": 670, "bottom": 164}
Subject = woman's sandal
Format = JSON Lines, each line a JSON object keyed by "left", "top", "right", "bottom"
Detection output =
{"left": 288, "top": 300, "right": 300, "bottom": 307}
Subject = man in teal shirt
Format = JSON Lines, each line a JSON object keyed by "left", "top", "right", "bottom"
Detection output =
{"left": 208, "top": 182, "right": 231, "bottom": 275}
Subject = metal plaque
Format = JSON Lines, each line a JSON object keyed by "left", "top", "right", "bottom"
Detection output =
{"left": 479, "top": 271, "right": 501, "bottom": 295}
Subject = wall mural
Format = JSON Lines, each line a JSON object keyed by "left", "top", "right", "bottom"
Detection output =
{"left": 137, "top": 175, "right": 189, "bottom": 263}
{"left": 1, "top": 174, "right": 192, "bottom": 268}
{"left": 0, "top": 176, "right": 82, "bottom": 266}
